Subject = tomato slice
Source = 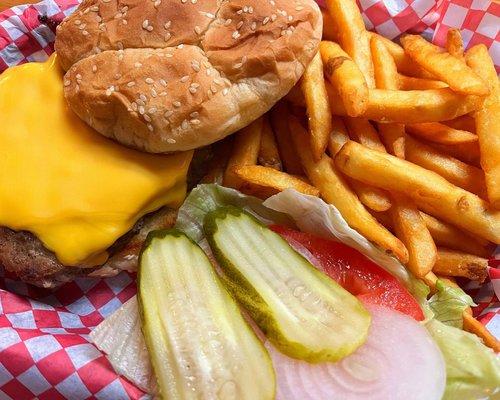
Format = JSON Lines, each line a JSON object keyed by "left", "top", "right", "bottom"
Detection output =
{"left": 271, "top": 225, "right": 425, "bottom": 321}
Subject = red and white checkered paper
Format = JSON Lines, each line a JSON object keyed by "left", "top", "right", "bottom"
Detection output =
{"left": 0, "top": 0, "right": 498, "bottom": 399}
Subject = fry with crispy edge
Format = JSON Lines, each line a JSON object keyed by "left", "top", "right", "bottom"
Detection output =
{"left": 270, "top": 102, "right": 303, "bottom": 175}
{"left": 390, "top": 194, "right": 437, "bottom": 277}
{"left": 398, "top": 75, "right": 448, "bottom": 90}
{"left": 334, "top": 141, "right": 500, "bottom": 243}
{"left": 301, "top": 52, "right": 332, "bottom": 160}
{"left": 258, "top": 116, "right": 282, "bottom": 170}
{"left": 400, "top": 35, "right": 489, "bottom": 96}
{"left": 328, "top": 117, "right": 391, "bottom": 212}
{"left": 223, "top": 117, "right": 263, "bottom": 189}
{"left": 320, "top": 41, "right": 368, "bottom": 117}
{"left": 446, "top": 28, "right": 464, "bottom": 60}
{"left": 326, "top": 84, "right": 483, "bottom": 123}
{"left": 405, "top": 136, "right": 487, "bottom": 198}
{"left": 466, "top": 44, "right": 500, "bottom": 209}
{"left": 325, "top": 0, "right": 375, "bottom": 88}
{"left": 433, "top": 248, "right": 488, "bottom": 282}
{"left": 406, "top": 122, "right": 478, "bottom": 145}
{"left": 344, "top": 117, "right": 386, "bottom": 152}
{"left": 234, "top": 165, "right": 319, "bottom": 197}
{"left": 290, "top": 117, "right": 409, "bottom": 263}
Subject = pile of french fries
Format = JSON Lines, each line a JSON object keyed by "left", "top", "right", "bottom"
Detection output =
{"left": 202, "top": 0, "right": 500, "bottom": 350}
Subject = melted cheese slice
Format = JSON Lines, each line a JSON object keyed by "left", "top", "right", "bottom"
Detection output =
{"left": 0, "top": 54, "right": 193, "bottom": 266}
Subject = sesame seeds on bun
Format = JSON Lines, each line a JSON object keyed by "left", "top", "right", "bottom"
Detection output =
{"left": 55, "top": 0, "right": 322, "bottom": 153}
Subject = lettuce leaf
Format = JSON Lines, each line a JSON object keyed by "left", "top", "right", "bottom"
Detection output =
{"left": 429, "top": 280, "right": 476, "bottom": 328}
{"left": 426, "top": 319, "right": 500, "bottom": 399}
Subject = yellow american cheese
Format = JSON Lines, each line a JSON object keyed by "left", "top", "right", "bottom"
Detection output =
{"left": 0, "top": 54, "right": 193, "bottom": 265}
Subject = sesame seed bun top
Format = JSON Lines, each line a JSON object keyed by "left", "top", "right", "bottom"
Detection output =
{"left": 55, "top": 0, "right": 322, "bottom": 153}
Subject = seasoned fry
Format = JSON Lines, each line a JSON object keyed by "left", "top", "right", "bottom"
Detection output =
{"left": 223, "top": 117, "right": 263, "bottom": 189}
{"left": 334, "top": 141, "right": 500, "bottom": 243}
{"left": 420, "top": 212, "right": 493, "bottom": 258}
{"left": 406, "top": 122, "right": 478, "bottom": 145}
{"left": 325, "top": 0, "right": 375, "bottom": 88}
{"left": 289, "top": 118, "right": 409, "bottom": 263}
{"left": 443, "top": 115, "right": 476, "bottom": 133}
{"left": 321, "top": 8, "right": 338, "bottom": 41}
{"left": 320, "top": 41, "right": 368, "bottom": 116}
{"left": 344, "top": 117, "right": 386, "bottom": 152}
{"left": 400, "top": 35, "right": 489, "bottom": 96}
{"left": 466, "top": 44, "right": 500, "bottom": 209}
{"left": 258, "top": 116, "right": 282, "bottom": 170}
{"left": 270, "top": 102, "right": 303, "bottom": 175}
{"left": 463, "top": 313, "right": 500, "bottom": 353}
{"left": 234, "top": 165, "right": 319, "bottom": 197}
{"left": 433, "top": 248, "right": 488, "bottom": 282}
{"left": 398, "top": 75, "right": 448, "bottom": 90}
{"left": 390, "top": 194, "right": 437, "bottom": 277}
{"left": 405, "top": 136, "right": 487, "bottom": 198}
{"left": 446, "top": 28, "right": 464, "bottom": 60}
{"left": 301, "top": 51, "right": 332, "bottom": 160}
{"left": 368, "top": 33, "right": 435, "bottom": 79}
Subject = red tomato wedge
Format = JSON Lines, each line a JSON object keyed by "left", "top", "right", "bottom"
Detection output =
{"left": 271, "top": 225, "right": 425, "bottom": 321}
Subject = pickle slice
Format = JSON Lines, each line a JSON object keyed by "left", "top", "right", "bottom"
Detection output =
{"left": 138, "top": 229, "right": 275, "bottom": 400}
{"left": 204, "top": 207, "right": 371, "bottom": 363}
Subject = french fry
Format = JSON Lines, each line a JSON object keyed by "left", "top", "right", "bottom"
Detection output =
{"left": 233, "top": 165, "right": 319, "bottom": 197}
{"left": 463, "top": 313, "right": 500, "bottom": 352}
{"left": 334, "top": 141, "right": 500, "bottom": 243}
{"left": 201, "top": 137, "right": 233, "bottom": 184}
{"left": 429, "top": 141, "right": 481, "bottom": 167}
{"left": 258, "top": 116, "right": 282, "bottom": 170}
{"left": 400, "top": 35, "right": 489, "bottom": 96}
{"left": 301, "top": 51, "right": 332, "bottom": 160}
{"left": 328, "top": 116, "right": 350, "bottom": 155}
{"left": 446, "top": 28, "right": 464, "bottom": 60}
{"left": 443, "top": 115, "right": 476, "bottom": 133}
{"left": 371, "top": 35, "right": 406, "bottom": 158}
{"left": 405, "top": 136, "right": 487, "bottom": 198}
{"left": 325, "top": 0, "right": 375, "bottom": 88}
{"left": 320, "top": 41, "right": 368, "bottom": 117}
{"left": 223, "top": 117, "right": 263, "bottom": 189}
{"left": 406, "top": 122, "right": 478, "bottom": 145}
{"left": 289, "top": 117, "right": 409, "bottom": 263}
{"left": 398, "top": 75, "right": 448, "bottom": 90}
{"left": 285, "top": 85, "right": 306, "bottom": 107}
{"left": 465, "top": 44, "right": 500, "bottom": 209}
{"left": 368, "top": 33, "right": 435, "bottom": 79}
{"left": 270, "top": 102, "right": 303, "bottom": 175}
{"left": 433, "top": 248, "right": 488, "bottom": 282}
{"left": 420, "top": 212, "right": 493, "bottom": 258}
{"left": 344, "top": 117, "right": 386, "bottom": 152}
{"left": 321, "top": 8, "right": 338, "bottom": 41}
{"left": 390, "top": 194, "right": 437, "bottom": 277}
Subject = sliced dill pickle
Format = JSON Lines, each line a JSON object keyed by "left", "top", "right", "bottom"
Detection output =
{"left": 138, "top": 229, "right": 275, "bottom": 400}
{"left": 204, "top": 207, "right": 371, "bottom": 363}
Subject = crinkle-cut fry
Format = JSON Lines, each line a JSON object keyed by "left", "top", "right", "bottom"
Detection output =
{"left": 443, "top": 115, "right": 476, "bottom": 133}
{"left": 398, "top": 75, "right": 448, "bottom": 90}
{"left": 466, "top": 44, "right": 500, "bottom": 210}
{"left": 368, "top": 33, "right": 435, "bottom": 79}
{"left": 321, "top": 9, "right": 338, "bottom": 41}
{"left": 400, "top": 35, "right": 489, "bottom": 96}
{"left": 446, "top": 28, "right": 464, "bottom": 60}
{"left": 406, "top": 122, "right": 478, "bottom": 145}
{"left": 433, "top": 248, "right": 488, "bottom": 282}
{"left": 420, "top": 212, "right": 493, "bottom": 258}
{"left": 270, "top": 102, "right": 303, "bottom": 175}
{"left": 463, "top": 313, "right": 500, "bottom": 352}
{"left": 405, "top": 136, "right": 487, "bottom": 199}
{"left": 320, "top": 41, "right": 368, "bottom": 117}
{"left": 301, "top": 52, "right": 332, "bottom": 160}
{"left": 223, "top": 117, "right": 263, "bottom": 189}
{"left": 289, "top": 117, "right": 409, "bottom": 263}
{"left": 325, "top": 0, "right": 375, "bottom": 88}
{"left": 234, "top": 165, "right": 319, "bottom": 197}
{"left": 334, "top": 141, "right": 500, "bottom": 244}
{"left": 258, "top": 116, "right": 282, "bottom": 171}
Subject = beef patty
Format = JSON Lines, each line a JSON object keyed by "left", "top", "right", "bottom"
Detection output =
{"left": 0, "top": 207, "right": 177, "bottom": 288}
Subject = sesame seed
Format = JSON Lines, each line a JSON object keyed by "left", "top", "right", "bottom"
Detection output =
{"left": 224, "top": 18, "right": 232, "bottom": 26}
{"left": 151, "top": 89, "right": 157, "bottom": 97}
{"left": 181, "top": 0, "right": 187, "bottom": 3}
{"left": 191, "top": 61, "right": 200, "bottom": 72}
{"left": 96, "top": 16, "right": 102, "bottom": 22}
{"left": 194, "top": 26, "right": 202, "bottom": 34}
{"left": 190, "top": 111, "right": 199, "bottom": 118}
{"left": 223, "top": 88, "right": 229, "bottom": 96}
{"left": 234, "top": 62, "right": 243, "bottom": 69}
{"left": 177, "top": 44, "right": 184, "bottom": 49}
{"left": 189, "top": 87, "right": 197, "bottom": 94}
{"left": 232, "top": 31, "right": 240, "bottom": 39}
{"left": 165, "top": 52, "right": 173, "bottom": 57}
{"left": 146, "top": 25, "right": 153, "bottom": 32}
{"left": 145, "top": 78, "right": 154, "bottom": 84}
{"left": 74, "top": 19, "right": 81, "bottom": 25}
{"left": 164, "top": 110, "right": 174, "bottom": 118}
{"left": 160, "top": 91, "right": 168, "bottom": 96}
{"left": 288, "top": 15, "right": 293, "bottom": 22}
{"left": 147, "top": 124, "right": 154, "bottom": 132}
{"left": 99, "top": 24, "right": 106, "bottom": 31}
{"left": 164, "top": 21, "right": 172, "bottom": 29}
{"left": 242, "top": 55, "right": 248, "bottom": 63}
{"left": 271, "top": 14, "right": 277, "bottom": 21}
{"left": 191, "top": 0, "right": 197, "bottom": 3}
{"left": 76, "top": 74, "right": 82, "bottom": 80}
{"left": 181, "top": 120, "right": 189, "bottom": 129}
{"left": 180, "top": 75, "right": 189, "bottom": 83}
{"left": 213, "top": 78, "right": 223, "bottom": 86}
{"left": 114, "top": 12, "right": 123, "bottom": 19}
{"left": 114, "top": 73, "right": 121, "bottom": 80}
{"left": 190, "top": 119, "right": 200, "bottom": 125}
{"left": 64, "top": 80, "right": 71, "bottom": 86}
{"left": 164, "top": 32, "right": 172, "bottom": 41}
{"left": 148, "top": 107, "right": 157, "bottom": 113}
{"left": 139, "top": 106, "right": 145, "bottom": 114}
{"left": 76, "top": 84, "right": 80, "bottom": 91}
{"left": 167, "top": 138, "right": 176, "bottom": 144}
{"left": 236, "top": 9, "right": 243, "bottom": 14}
{"left": 295, "top": 5, "right": 304, "bottom": 11}
{"left": 144, "top": 114, "right": 152, "bottom": 122}
{"left": 127, "top": 81, "right": 135, "bottom": 87}
{"left": 131, "top": 102, "right": 138, "bottom": 111}
{"left": 173, "top": 101, "right": 181, "bottom": 108}
{"left": 205, "top": 12, "right": 215, "bottom": 18}
{"left": 135, "top": 62, "right": 142, "bottom": 68}
{"left": 82, "top": 30, "right": 89, "bottom": 35}
{"left": 206, "top": 68, "right": 212, "bottom": 76}
{"left": 236, "top": 21, "right": 244, "bottom": 29}
{"left": 122, "top": 19, "right": 128, "bottom": 25}
{"left": 251, "top": 22, "right": 257, "bottom": 30}
{"left": 142, "top": 19, "right": 149, "bottom": 29}
{"left": 154, "top": 0, "right": 161, "bottom": 7}
{"left": 210, "top": 85, "right": 217, "bottom": 93}
{"left": 270, "top": 0, "right": 275, "bottom": 5}
{"left": 243, "top": 5, "right": 248, "bottom": 12}
{"left": 106, "top": 86, "right": 115, "bottom": 96}
{"left": 248, "top": 6, "right": 253, "bottom": 13}
{"left": 263, "top": 17, "right": 270, "bottom": 25}
{"left": 159, "top": 79, "right": 167, "bottom": 87}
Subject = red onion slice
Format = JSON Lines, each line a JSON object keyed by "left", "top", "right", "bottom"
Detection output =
{"left": 266, "top": 304, "right": 445, "bottom": 400}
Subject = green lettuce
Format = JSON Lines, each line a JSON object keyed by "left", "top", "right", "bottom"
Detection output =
{"left": 429, "top": 280, "right": 476, "bottom": 328}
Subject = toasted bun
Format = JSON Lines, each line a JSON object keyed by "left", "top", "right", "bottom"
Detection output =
{"left": 55, "top": 0, "right": 322, "bottom": 152}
